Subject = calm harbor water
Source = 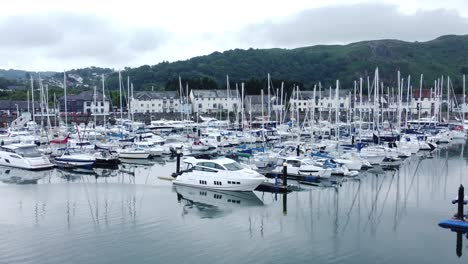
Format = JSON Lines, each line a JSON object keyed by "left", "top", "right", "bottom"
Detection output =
{"left": 1, "top": 143, "right": 468, "bottom": 264}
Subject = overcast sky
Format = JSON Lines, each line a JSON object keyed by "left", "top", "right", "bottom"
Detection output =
{"left": 1, "top": 0, "right": 468, "bottom": 71}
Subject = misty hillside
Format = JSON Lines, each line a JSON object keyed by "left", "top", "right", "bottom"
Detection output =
{"left": 2, "top": 35, "right": 468, "bottom": 93}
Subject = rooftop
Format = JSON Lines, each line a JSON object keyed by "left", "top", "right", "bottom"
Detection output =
{"left": 192, "top": 89, "right": 239, "bottom": 98}
{"left": 59, "top": 91, "right": 108, "bottom": 101}
{"left": 245, "top": 95, "right": 278, "bottom": 104}
{"left": 134, "top": 91, "right": 179, "bottom": 100}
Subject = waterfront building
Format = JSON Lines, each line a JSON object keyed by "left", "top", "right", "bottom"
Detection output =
{"left": 190, "top": 89, "right": 240, "bottom": 114}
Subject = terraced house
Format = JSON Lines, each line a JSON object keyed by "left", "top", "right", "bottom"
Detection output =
{"left": 131, "top": 91, "right": 181, "bottom": 113}
{"left": 189, "top": 89, "right": 240, "bottom": 114}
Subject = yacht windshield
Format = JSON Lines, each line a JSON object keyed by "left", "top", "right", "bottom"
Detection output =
{"left": 15, "top": 146, "right": 41, "bottom": 158}
{"left": 224, "top": 162, "right": 243, "bottom": 171}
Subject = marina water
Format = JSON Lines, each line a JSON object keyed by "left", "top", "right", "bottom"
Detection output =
{"left": 1, "top": 142, "right": 468, "bottom": 264}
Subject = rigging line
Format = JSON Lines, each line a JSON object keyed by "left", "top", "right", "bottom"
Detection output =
{"left": 341, "top": 180, "right": 361, "bottom": 233}
{"left": 376, "top": 171, "right": 396, "bottom": 225}
{"left": 398, "top": 158, "right": 423, "bottom": 223}
{"left": 364, "top": 173, "right": 386, "bottom": 231}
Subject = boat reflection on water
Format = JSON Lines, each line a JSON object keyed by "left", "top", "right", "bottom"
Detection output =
{"left": 0, "top": 166, "right": 50, "bottom": 184}
{"left": 174, "top": 185, "right": 263, "bottom": 218}
{"left": 93, "top": 167, "right": 119, "bottom": 178}
{"left": 120, "top": 158, "right": 156, "bottom": 166}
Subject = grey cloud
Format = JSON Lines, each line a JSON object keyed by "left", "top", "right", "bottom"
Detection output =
{"left": 240, "top": 4, "right": 468, "bottom": 47}
{"left": 0, "top": 15, "right": 63, "bottom": 47}
{"left": 0, "top": 12, "right": 168, "bottom": 66}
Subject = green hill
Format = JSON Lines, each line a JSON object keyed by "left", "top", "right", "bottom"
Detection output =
{"left": 2, "top": 35, "right": 468, "bottom": 95}
{"left": 104, "top": 34, "right": 468, "bottom": 93}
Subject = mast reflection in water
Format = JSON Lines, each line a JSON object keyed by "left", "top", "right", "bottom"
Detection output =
{"left": 0, "top": 143, "right": 467, "bottom": 263}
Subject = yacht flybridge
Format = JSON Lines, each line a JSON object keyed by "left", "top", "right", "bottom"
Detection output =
{"left": 0, "top": 144, "right": 54, "bottom": 170}
{"left": 173, "top": 157, "right": 266, "bottom": 191}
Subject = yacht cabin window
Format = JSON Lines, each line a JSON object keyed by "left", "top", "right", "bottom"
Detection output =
{"left": 15, "top": 147, "right": 42, "bottom": 158}
{"left": 224, "top": 162, "right": 243, "bottom": 171}
{"left": 197, "top": 162, "right": 225, "bottom": 170}
{"left": 287, "top": 160, "right": 301, "bottom": 167}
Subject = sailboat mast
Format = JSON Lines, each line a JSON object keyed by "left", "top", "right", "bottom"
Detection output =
{"left": 261, "top": 89, "right": 264, "bottom": 129}
{"left": 54, "top": 93, "right": 57, "bottom": 127}
{"left": 312, "top": 85, "right": 316, "bottom": 130}
{"left": 31, "top": 75, "right": 35, "bottom": 122}
{"left": 127, "top": 76, "right": 130, "bottom": 120}
{"left": 267, "top": 73, "right": 271, "bottom": 122}
{"left": 276, "top": 88, "right": 279, "bottom": 124}
{"left": 226, "top": 75, "right": 230, "bottom": 123}
{"left": 335, "top": 80, "right": 340, "bottom": 143}
{"left": 418, "top": 74, "right": 423, "bottom": 122}
{"left": 359, "top": 78, "right": 363, "bottom": 136}
{"left": 405, "top": 75, "right": 411, "bottom": 128}
{"left": 27, "top": 90, "right": 30, "bottom": 116}
{"left": 63, "top": 72, "right": 67, "bottom": 126}
{"left": 319, "top": 82, "right": 322, "bottom": 133}
{"left": 186, "top": 83, "right": 189, "bottom": 121}
{"left": 45, "top": 84, "right": 51, "bottom": 129}
{"left": 119, "top": 71, "right": 123, "bottom": 120}
{"left": 353, "top": 80, "right": 356, "bottom": 132}
{"left": 94, "top": 83, "right": 97, "bottom": 129}
{"left": 397, "top": 71, "right": 401, "bottom": 132}
{"left": 241, "top": 82, "right": 245, "bottom": 130}
{"left": 249, "top": 97, "right": 252, "bottom": 129}
{"left": 463, "top": 75, "right": 466, "bottom": 123}
{"left": 280, "top": 82, "right": 284, "bottom": 125}
{"left": 178, "top": 76, "right": 183, "bottom": 121}
{"left": 447, "top": 76, "right": 450, "bottom": 123}
{"left": 131, "top": 83, "right": 134, "bottom": 122}
{"left": 102, "top": 74, "right": 106, "bottom": 126}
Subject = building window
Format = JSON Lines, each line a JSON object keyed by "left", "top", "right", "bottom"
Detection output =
{"left": 141, "top": 104, "right": 144, "bottom": 107}
{"left": 213, "top": 103, "right": 217, "bottom": 108}
{"left": 152, "top": 104, "right": 155, "bottom": 107}
{"left": 199, "top": 104, "right": 202, "bottom": 108}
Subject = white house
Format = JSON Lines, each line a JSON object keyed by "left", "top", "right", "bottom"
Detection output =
{"left": 289, "top": 91, "right": 315, "bottom": 111}
{"left": 410, "top": 90, "right": 437, "bottom": 115}
{"left": 131, "top": 91, "right": 182, "bottom": 113}
{"left": 58, "top": 91, "right": 110, "bottom": 115}
{"left": 289, "top": 90, "right": 351, "bottom": 112}
{"left": 244, "top": 95, "right": 281, "bottom": 113}
{"left": 190, "top": 89, "right": 241, "bottom": 114}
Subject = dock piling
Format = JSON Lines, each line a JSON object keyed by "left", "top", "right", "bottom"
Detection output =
{"left": 176, "top": 150, "right": 181, "bottom": 174}
{"left": 282, "top": 162, "right": 287, "bottom": 186}
{"left": 457, "top": 184, "right": 464, "bottom": 220}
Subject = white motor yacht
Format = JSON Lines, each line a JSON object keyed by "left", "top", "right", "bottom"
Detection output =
{"left": 117, "top": 147, "right": 151, "bottom": 159}
{"left": 273, "top": 157, "right": 332, "bottom": 178}
{"left": 173, "top": 157, "right": 266, "bottom": 191}
{"left": 0, "top": 143, "right": 54, "bottom": 170}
